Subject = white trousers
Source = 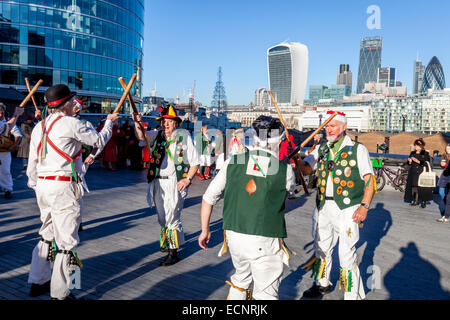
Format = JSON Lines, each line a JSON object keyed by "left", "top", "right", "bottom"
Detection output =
{"left": 28, "top": 179, "right": 82, "bottom": 299}
{"left": 147, "top": 177, "right": 186, "bottom": 249}
{"left": 312, "top": 200, "right": 366, "bottom": 300}
{"left": 225, "top": 230, "right": 285, "bottom": 300}
{"left": 0, "top": 152, "right": 13, "bottom": 191}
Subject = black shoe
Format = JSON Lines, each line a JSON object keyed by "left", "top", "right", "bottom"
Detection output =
{"left": 29, "top": 280, "right": 50, "bottom": 297}
{"left": 420, "top": 201, "right": 426, "bottom": 208}
{"left": 302, "top": 283, "right": 331, "bottom": 299}
{"left": 51, "top": 293, "right": 77, "bottom": 300}
{"left": 409, "top": 201, "right": 418, "bottom": 206}
{"left": 160, "top": 249, "right": 180, "bottom": 266}
{"left": 4, "top": 191, "right": 11, "bottom": 199}
{"left": 160, "top": 247, "right": 169, "bottom": 253}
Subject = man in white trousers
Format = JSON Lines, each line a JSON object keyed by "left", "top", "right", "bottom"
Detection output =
{"left": 132, "top": 105, "right": 200, "bottom": 266}
{"left": 27, "top": 84, "right": 118, "bottom": 300}
{"left": 199, "top": 115, "right": 296, "bottom": 300}
{"left": 0, "top": 103, "right": 24, "bottom": 199}
{"left": 297, "top": 110, "right": 376, "bottom": 300}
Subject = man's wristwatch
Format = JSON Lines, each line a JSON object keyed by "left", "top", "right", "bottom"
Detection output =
{"left": 186, "top": 176, "right": 192, "bottom": 182}
{"left": 361, "top": 202, "right": 370, "bottom": 209}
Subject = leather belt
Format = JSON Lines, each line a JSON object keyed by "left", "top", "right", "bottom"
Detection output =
{"left": 325, "top": 196, "right": 334, "bottom": 201}
{"left": 155, "top": 176, "right": 169, "bottom": 179}
{"left": 38, "top": 176, "right": 75, "bottom": 182}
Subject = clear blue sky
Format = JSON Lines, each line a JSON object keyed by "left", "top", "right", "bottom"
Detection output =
{"left": 142, "top": 0, "right": 450, "bottom": 105}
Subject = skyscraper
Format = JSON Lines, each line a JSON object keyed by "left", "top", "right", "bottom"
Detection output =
{"left": 267, "top": 42, "right": 308, "bottom": 105}
{"left": 420, "top": 56, "right": 446, "bottom": 94}
{"left": 0, "top": 1, "right": 144, "bottom": 113}
{"left": 356, "top": 37, "right": 382, "bottom": 93}
{"left": 413, "top": 59, "right": 425, "bottom": 94}
{"left": 377, "top": 67, "right": 396, "bottom": 87}
{"left": 336, "top": 64, "right": 352, "bottom": 92}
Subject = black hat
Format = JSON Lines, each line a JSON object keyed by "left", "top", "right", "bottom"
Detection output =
{"left": 44, "top": 84, "right": 76, "bottom": 109}
{"left": 251, "top": 115, "right": 284, "bottom": 139}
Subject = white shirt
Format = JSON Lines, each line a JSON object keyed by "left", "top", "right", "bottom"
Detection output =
{"left": 144, "top": 128, "right": 201, "bottom": 177}
{"left": 27, "top": 112, "right": 113, "bottom": 189}
{"left": 203, "top": 147, "right": 296, "bottom": 206}
{"left": 304, "top": 135, "right": 374, "bottom": 197}
{"left": 0, "top": 117, "right": 22, "bottom": 139}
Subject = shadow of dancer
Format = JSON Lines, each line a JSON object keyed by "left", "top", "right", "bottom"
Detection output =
{"left": 384, "top": 242, "right": 450, "bottom": 299}
{"left": 357, "top": 202, "right": 392, "bottom": 294}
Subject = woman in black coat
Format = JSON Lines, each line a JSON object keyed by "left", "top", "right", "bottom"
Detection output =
{"left": 404, "top": 138, "right": 434, "bottom": 208}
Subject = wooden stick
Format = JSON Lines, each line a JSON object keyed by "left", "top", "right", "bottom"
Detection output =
{"left": 288, "top": 112, "right": 338, "bottom": 159}
{"left": 19, "top": 79, "right": 43, "bottom": 108}
{"left": 24, "top": 78, "right": 39, "bottom": 112}
{"left": 118, "top": 77, "right": 152, "bottom": 158}
{"left": 268, "top": 90, "right": 291, "bottom": 143}
{"left": 112, "top": 73, "right": 136, "bottom": 114}
{"left": 268, "top": 90, "right": 309, "bottom": 194}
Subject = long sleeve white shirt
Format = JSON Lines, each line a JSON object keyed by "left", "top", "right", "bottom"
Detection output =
{"left": 27, "top": 112, "right": 113, "bottom": 189}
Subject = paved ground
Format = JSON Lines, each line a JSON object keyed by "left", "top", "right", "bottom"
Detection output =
{"left": 0, "top": 157, "right": 449, "bottom": 300}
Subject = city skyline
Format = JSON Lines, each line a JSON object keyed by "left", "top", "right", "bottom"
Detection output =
{"left": 143, "top": 0, "right": 449, "bottom": 106}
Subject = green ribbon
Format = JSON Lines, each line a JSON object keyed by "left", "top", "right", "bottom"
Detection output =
{"left": 51, "top": 241, "right": 57, "bottom": 261}
{"left": 347, "top": 270, "right": 352, "bottom": 292}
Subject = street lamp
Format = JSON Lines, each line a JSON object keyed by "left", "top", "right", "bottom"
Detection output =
{"left": 318, "top": 114, "right": 323, "bottom": 126}
{"left": 401, "top": 111, "right": 407, "bottom": 132}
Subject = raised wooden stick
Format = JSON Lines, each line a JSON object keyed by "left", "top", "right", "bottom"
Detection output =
{"left": 268, "top": 90, "right": 291, "bottom": 144}
{"left": 287, "top": 111, "right": 338, "bottom": 159}
{"left": 112, "top": 73, "right": 137, "bottom": 114}
{"left": 19, "top": 79, "right": 43, "bottom": 108}
{"left": 24, "top": 78, "right": 39, "bottom": 112}
{"left": 268, "top": 90, "right": 310, "bottom": 194}
{"left": 118, "top": 77, "right": 152, "bottom": 158}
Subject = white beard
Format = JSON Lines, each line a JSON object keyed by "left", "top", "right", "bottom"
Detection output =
{"left": 327, "top": 133, "right": 344, "bottom": 143}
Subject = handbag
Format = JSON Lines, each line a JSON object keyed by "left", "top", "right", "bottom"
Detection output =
{"left": 418, "top": 161, "right": 436, "bottom": 188}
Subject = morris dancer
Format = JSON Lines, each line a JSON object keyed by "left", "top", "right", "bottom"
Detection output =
{"left": 27, "top": 84, "right": 118, "bottom": 299}
{"left": 297, "top": 110, "right": 376, "bottom": 300}
{"left": 132, "top": 105, "right": 200, "bottom": 266}
{"left": 0, "top": 103, "right": 24, "bottom": 199}
{"left": 199, "top": 115, "right": 296, "bottom": 300}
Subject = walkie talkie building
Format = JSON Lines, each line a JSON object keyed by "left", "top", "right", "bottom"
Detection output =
{"left": 267, "top": 42, "right": 308, "bottom": 106}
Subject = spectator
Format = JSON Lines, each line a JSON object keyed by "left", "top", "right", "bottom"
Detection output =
{"left": 17, "top": 115, "right": 34, "bottom": 170}
{"left": 437, "top": 144, "right": 450, "bottom": 222}
{"left": 404, "top": 138, "right": 433, "bottom": 208}
{"left": 103, "top": 123, "right": 120, "bottom": 170}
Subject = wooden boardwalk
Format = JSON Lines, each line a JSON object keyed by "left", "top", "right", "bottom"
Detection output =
{"left": 0, "top": 157, "right": 449, "bottom": 300}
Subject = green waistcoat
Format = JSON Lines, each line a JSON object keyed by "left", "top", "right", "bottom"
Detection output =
{"left": 222, "top": 150, "right": 288, "bottom": 238}
{"left": 315, "top": 141, "right": 365, "bottom": 210}
{"left": 147, "top": 131, "right": 190, "bottom": 183}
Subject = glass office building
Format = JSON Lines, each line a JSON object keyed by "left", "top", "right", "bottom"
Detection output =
{"left": 267, "top": 42, "right": 308, "bottom": 106}
{"left": 420, "top": 56, "right": 446, "bottom": 95}
{"left": 356, "top": 37, "right": 382, "bottom": 93}
{"left": 0, "top": 0, "right": 144, "bottom": 113}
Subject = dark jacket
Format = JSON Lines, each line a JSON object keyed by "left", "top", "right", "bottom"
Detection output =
{"left": 404, "top": 150, "right": 433, "bottom": 202}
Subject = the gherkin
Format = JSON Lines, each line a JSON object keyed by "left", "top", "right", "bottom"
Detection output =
{"left": 420, "top": 56, "right": 446, "bottom": 94}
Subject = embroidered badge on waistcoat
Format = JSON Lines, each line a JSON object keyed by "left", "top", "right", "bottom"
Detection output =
{"left": 246, "top": 179, "right": 257, "bottom": 195}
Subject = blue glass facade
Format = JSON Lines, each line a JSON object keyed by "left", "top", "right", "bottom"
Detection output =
{"left": 420, "top": 56, "right": 446, "bottom": 94}
{"left": 356, "top": 37, "right": 382, "bottom": 93}
{"left": 0, "top": 0, "right": 143, "bottom": 113}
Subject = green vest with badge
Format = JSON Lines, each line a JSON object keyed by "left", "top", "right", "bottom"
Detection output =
{"left": 315, "top": 141, "right": 365, "bottom": 210}
{"left": 222, "top": 150, "right": 288, "bottom": 238}
{"left": 147, "top": 130, "right": 190, "bottom": 183}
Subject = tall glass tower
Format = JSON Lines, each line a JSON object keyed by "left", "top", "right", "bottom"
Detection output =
{"left": 420, "top": 56, "right": 446, "bottom": 94}
{"left": 267, "top": 42, "right": 308, "bottom": 106}
{"left": 0, "top": 0, "right": 144, "bottom": 113}
{"left": 356, "top": 37, "right": 382, "bottom": 93}
{"left": 413, "top": 59, "right": 425, "bottom": 94}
